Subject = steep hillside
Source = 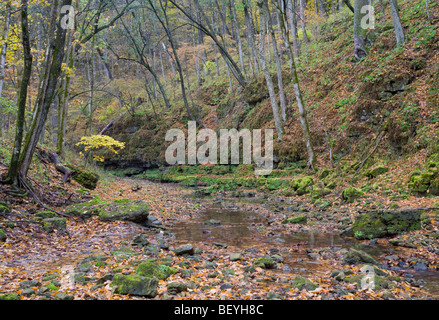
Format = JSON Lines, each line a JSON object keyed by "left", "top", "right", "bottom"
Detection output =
{"left": 85, "top": 0, "right": 439, "bottom": 194}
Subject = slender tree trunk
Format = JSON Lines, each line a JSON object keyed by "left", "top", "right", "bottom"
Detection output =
{"left": 258, "top": 1, "right": 283, "bottom": 141}
{"left": 299, "top": 0, "right": 310, "bottom": 43}
{"left": 287, "top": 0, "right": 300, "bottom": 59}
{"left": 388, "top": 0, "right": 404, "bottom": 46}
{"left": 264, "top": 0, "right": 287, "bottom": 122}
{"left": 0, "top": 1, "right": 11, "bottom": 98}
{"left": 6, "top": 0, "right": 32, "bottom": 185}
{"left": 278, "top": 0, "right": 316, "bottom": 170}
{"left": 57, "top": 28, "right": 74, "bottom": 155}
{"left": 149, "top": 0, "right": 196, "bottom": 123}
{"left": 243, "top": 0, "right": 259, "bottom": 75}
{"left": 231, "top": 0, "right": 246, "bottom": 79}
{"left": 19, "top": 0, "right": 72, "bottom": 179}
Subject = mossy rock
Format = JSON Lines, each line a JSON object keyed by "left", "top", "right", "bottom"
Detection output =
{"left": 0, "top": 202, "right": 11, "bottom": 214}
{"left": 352, "top": 209, "right": 421, "bottom": 239}
{"left": 111, "top": 273, "right": 158, "bottom": 297}
{"left": 408, "top": 171, "right": 435, "bottom": 194}
{"left": 35, "top": 211, "right": 57, "bottom": 219}
{"left": 342, "top": 248, "right": 377, "bottom": 265}
{"left": 42, "top": 218, "right": 67, "bottom": 233}
{"left": 253, "top": 257, "right": 276, "bottom": 269}
{"left": 98, "top": 201, "right": 149, "bottom": 224}
{"left": 264, "top": 178, "right": 288, "bottom": 191}
{"left": 110, "top": 247, "right": 140, "bottom": 257}
{"left": 282, "top": 214, "right": 308, "bottom": 224}
{"left": 72, "top": 169, "right": 100, "bottom": 190}
{"left": 0, "top": 293, "right": 20, "bottom": 300}
{"left": 364, "top": 165, "right": 389, "bottom": 179}
{"left": 291, "top": 176, "right": 314, "bottom": 195}
{"left": 291, "top": 275, "right": 318, "bottom": 291}
{"left": 0, "top": 228, "right": 6, "bottom": 242}
{"left": 430, "top": 177, "right": 439, "bottom": 196}
{"left": 341, "top": 187, "right": 364, "bottom": 203}
{"left": 135, "top": 260, "right": 177, "bottom": 280}
{"left": 167, "top": 282, "right": 188, "bottom": 295}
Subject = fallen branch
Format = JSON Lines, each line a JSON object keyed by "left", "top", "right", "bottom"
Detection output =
{"left": 350, "top": 131, "right": 386, "bottom": 185}
{"left": 36, "top": 147, "right": 73, "bottom": 183}
{"left": 19, "top": 175, "right": 70, "bottom": 218}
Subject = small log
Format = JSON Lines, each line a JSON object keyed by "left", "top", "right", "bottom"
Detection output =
{"left": 48, "top": 151, "right": 73, "bottom": 183}
{"left": 36, "top": 147, "right": 73, "bottom": 183}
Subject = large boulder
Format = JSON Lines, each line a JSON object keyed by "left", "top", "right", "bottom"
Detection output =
{"left": 173, "top": 243, "right": 195, "bottom": 256}
{"left": 135, "top": 259, "right": 177, "bottom": 280}
{"left": 111, "top": 274, "right": 158, "bottom": 297}
{"left": 98, "top": 201, "right": 149, "bottom": 223}
{"left": 352, "top": 209, "right": 421, "bottom": 239}
{"left": 342, "top": 248, "right": 377, "bottom": 265}
{"left": 66, "top": 199, "right": 149, "bottom": 224}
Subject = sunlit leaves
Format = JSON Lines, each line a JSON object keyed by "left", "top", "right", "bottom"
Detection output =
{"left": 76, "top": 135, "right": 125, "bottom": 162}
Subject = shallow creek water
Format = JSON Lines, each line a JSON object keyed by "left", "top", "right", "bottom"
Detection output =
{"left": 169, "top": 204, "right": 439, "bottom": 295}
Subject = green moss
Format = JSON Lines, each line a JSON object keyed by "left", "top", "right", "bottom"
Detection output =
{"left": 342, "top": 187, "right": 364, "bottom": 203}
{"left": 35, "top": 211, "right": 57, "bottom": 219}
{"left": 282, "top": 214, "right": 308, "bottom": 224}
{"left": 291, "top": 275, "right": 318, "bottom": 291}
{"left": 111, "top": 273, "right": 158, "bottom": 297}
{"left": 135, "top": 259, "right": 177, "bottom": 280}
{"left": 0, "top": 202, "right": 11, "bottom": 214}
{"left": 72, "top": 169, "right": 100, "bottom": 190}
{"left": 0, "top": 293, "right": 20, "bottom": 300}
{"left": 364, "top": 165, "right": 389, "bottom": 179}
{"left": 291, "top": 176, "right": 314, "bottom": 195}
{"left": 110, "top": 247, "right": 140, "bottom": 257}
{"left": 253, "top": 258, "right": 276, "bottom": 269}
{"left": 0, "top": 228, "right": 6, "bottom": 242}
{"left": 98, "top": 201, "right": 149, "bottom": 223}
{"left": 352, "top": 214, "right": 387, "bottom": 239}
{"left": 42, "top": 218, "right": 67, "bottom": 233}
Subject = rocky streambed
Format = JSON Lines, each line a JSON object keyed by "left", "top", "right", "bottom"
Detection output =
{"left": 1, "top": 178, "right": 439, "bottom": 300}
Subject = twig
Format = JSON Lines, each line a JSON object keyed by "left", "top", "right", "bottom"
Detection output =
{"left": 19, "top": 176, "right": 70, "bottom": 218}
{"left": 350, "top": 131, "right": 386, "bottom": 185}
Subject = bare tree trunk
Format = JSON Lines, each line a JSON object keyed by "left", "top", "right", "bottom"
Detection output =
{"left": 231, "top": 0, "right": 246, "bottom": 79}
{"left": 299, "top": 0, "right": 310, "bottom": 43}
{"left": 258, "top": 1, "right": 283, "bottom": 141}
{"left": 57, "top": 28, "right": 74, "bottom": 155}
{"left": 19, "top": 0, "right": 72, "bottom": 179}
{"left": 278, "top": 0, "right": 316, "bottom": 170}
{"left": 148, "top": 0, "right": 197, "bottom": 123}
{"left": 389, "top": 0, "right": 404, "bottom": 46}
{"left": 287, "top": 0, "right": 300, "bottom": 58}
{"left": 264, "top": 0, "right": 287, "bottom": 122}
{"left": 6, "top": 0, "right": 32, "bottom": 185}
{"left": 242, "top": 0, "right": 259, "bottom": 75}
{"left": 0, "top": 1, "right": 11, "bottom": 98}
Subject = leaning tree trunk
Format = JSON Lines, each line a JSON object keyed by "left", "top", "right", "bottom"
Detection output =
{"left": 278, "top": 0, "right": 316, "bottom": 171}
{"left": 6, "top": 0, "right": 32, "bottom": 185}
{"left": 388, "top": 0, "right": 404, "bottom": 46}
{"left": 258, "top": 1, "right": 283, "bottom": 141}
{"left": 19, "top": 0, "right": 72, "bottom": 179}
